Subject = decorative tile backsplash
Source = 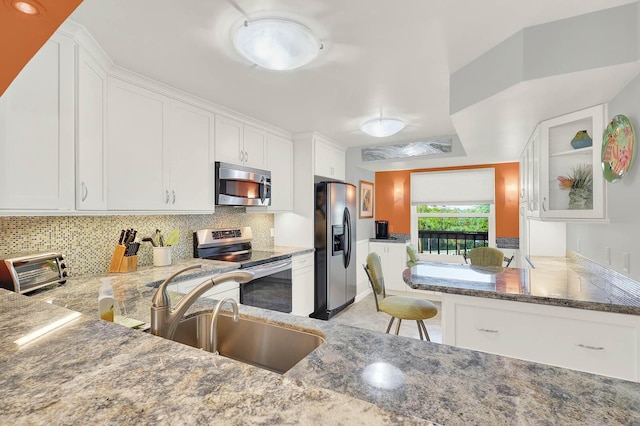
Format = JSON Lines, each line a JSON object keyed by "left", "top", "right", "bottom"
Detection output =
{"left": 0, "top": 207, "right": 274, "bottom": 276}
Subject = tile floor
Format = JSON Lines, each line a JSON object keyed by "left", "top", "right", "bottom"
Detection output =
{"left": 331, "top": 293, "right": 443, "bottom": 343}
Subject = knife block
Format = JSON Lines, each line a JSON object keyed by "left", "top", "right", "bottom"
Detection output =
{"left": 108, "top": 245, "right": 138, "bottom": 273}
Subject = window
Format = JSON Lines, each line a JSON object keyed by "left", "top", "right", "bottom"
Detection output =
{"left": 410, "top": 205, "right": 495, "bottom": 257}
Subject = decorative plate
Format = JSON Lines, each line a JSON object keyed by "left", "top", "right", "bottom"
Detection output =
{"left": 601, "top": 114, "right": 635, "bottom": 183}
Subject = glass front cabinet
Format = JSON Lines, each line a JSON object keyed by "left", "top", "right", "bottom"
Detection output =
{"left": 536, "top": 104, "right": 607, "bottom": 220}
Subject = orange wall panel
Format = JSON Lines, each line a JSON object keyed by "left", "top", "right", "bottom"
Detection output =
{"left": 375, "top": 162, "right": 520, "bottom": 238}
{"left": 0, "top": 0, "right": 83, "bottom": 96}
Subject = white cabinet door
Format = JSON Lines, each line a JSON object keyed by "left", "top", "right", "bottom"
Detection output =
{"left": 314, "top": 137, "right": 345, "bottom": 180}
{"left": 243, "top": 124, "right": 267, "bottom": 169}
{"left": 167, "top": 100, "right": 214, "bottom": 211}
{"left": 444, "top": 294, "right": 640, "bottom": 382}
{"left": 107, "top": 78, "right": 167, "bottom": 210}
{"left": 538, "top": 104, "right": 606, "bottom": 219}
{"left": 525, "top": 126, "right": 540, "bottom": 217}
{"left": 291, "top": 253, "right": 314, "bottom": 316}
{"left": 76, "top": 47, "right": 107, "bottom": 210}
{"left": 369, "top": 242, "right": 408, "bottom": 292}
{"left": 0, "top": 33, "right": 75, "bottom": 211}
{"left": 266, "top": 133, "right": 293, "bottom": 211}
{"left": 214, "top": 114, "right": 243, "bottom": 165}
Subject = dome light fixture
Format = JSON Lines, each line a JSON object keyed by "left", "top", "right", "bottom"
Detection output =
{"left": 233, "top": 18, "right": 320, "bottom": 71}
{"left": 361, "top": 117, "right": 406, "bottom": 138}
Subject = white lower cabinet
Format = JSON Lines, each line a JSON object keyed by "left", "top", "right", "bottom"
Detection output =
{"left": 442, "top": 294, "right": 640, "bottom": 381}
{"left": 369, "top": 242, "right": 408, "bottom": 292}
{"left": 169, "top": 276, "right": 240, "bottom": 303}
{"left": 291, "top": 253, "right": 314, "bottom": 316}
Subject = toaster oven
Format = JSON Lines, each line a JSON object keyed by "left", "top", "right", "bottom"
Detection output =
{"left": 0, "top": 252, "right": 68, "bottom": 294}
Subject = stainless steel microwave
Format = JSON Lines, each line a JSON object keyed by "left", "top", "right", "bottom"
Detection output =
{"left": 215, "top": 162, "right": 271, "bottom": 206}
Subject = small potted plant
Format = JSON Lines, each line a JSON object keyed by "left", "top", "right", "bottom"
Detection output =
{"left": 143, "top": 229, "right": 180, "bottom": 266}
{"left": 557, "top": 164, "right": 593, "bottom": 210}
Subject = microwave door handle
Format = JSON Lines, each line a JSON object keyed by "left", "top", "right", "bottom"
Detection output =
{"left": 260, "top": 177, "right": 271, "bottom": 204}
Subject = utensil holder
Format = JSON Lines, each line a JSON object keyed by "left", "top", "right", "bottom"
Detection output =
{"left": 108, "top": 245, "right": 138, "bottom": 273}
{"left": 153, "top": 247, "right": 172, "bottom": 267}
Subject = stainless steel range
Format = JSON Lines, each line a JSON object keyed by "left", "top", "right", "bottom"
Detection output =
{"left": 193, "top": 227, "right": 292, "bottom": 313}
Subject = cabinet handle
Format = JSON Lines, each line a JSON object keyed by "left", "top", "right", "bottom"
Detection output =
{"left": 542, "top": 197, "right": 547, "bottom": 212}
{"left": 172, "top": 190, "right": 176, "bottom": 204}
{"left": 520, "top": 206, "right": 524, "bottom": 216}
{"left": 245, "top": 151, "right": 248, "bottom": 163}
{"left": 165, "top": 189, "right": 170, "bottom": 204}
{"left": 81, "top": 182, "right": 88, "bottom": 202}
{"left": 476, "top": 327, "right": 499, "bottom": 333}
{"left": 577, "top": 344, "right": 605, "bottom": 351}
{"left": 520, "top": 189, "right": 525, "bottom": 198}
{"left": 240, "top": 151, "right": 245, "bottom": 162}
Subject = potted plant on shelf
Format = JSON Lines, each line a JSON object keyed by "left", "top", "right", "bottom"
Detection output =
{"left": 557, "top": 164, "right": 593, "bottom": 210}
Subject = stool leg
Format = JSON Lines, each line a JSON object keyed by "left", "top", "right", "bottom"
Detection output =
{"left": 395, "top": 318, "right": 402, "bottom": 335}
{"left": 418, "top": 320, "right": 431, "bottom": 342}
{"left": 417, "top": 321, "right": 424, "bottom": 340}
{"left": 386, "top": 317, "right": 395, "bottom": 334}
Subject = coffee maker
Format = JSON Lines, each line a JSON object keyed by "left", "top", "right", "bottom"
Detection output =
{"left": 375, "top": 220, "right": 389, "bottom": 239}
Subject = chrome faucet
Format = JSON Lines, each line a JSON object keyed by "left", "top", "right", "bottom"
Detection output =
{"left": 209, "top": 297, "right": 238, "bottom": 355}
{"left": 150, "top": 265, "right": 254, "bottom": 339}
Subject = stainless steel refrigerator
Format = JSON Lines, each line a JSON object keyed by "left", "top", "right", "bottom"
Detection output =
{"left": 311, "top": 181, "right": 356, "bottom": 320}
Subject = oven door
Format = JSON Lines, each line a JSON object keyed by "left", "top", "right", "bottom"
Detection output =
{"left": 240, "top": 259, "right": 292, "bottom": 313}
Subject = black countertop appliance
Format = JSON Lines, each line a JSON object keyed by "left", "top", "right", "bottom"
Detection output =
{"left": 375, "top": 220, "right": 389, "bottom": 239}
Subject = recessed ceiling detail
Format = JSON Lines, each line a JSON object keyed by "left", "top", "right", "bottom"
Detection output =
{"left": 361, "top": 139, "right": 453, "bottom": 162}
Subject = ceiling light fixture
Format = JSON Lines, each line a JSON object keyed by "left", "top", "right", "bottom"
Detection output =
{"left": 360, "top": 117, "right": 406, "bottom": 138}
{"left": 8, "top": 0, "right": 44, "bottom": 15}
{"left": 233, "top": 18, "right": 320, "bottom": 71}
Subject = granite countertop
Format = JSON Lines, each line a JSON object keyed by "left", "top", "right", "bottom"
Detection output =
{"left": 402, "top": 257, "right": 640, "bottom": 315}
{"left": 4, "top": 251, "right": 640, "bottom": 424}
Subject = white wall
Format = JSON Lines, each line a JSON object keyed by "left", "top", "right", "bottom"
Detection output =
{"left": 346, "top": 146, "right": 376, "bottom": 240}
{"left": 566, "top": 73, "right": 640, "bottom": 281}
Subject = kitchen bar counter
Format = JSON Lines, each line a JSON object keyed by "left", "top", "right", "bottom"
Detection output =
{"left": 4, "top": 254, "right": 640, "bottom": 424}
{"left": 402, "top": 257, "right": 640, "bottom": 315}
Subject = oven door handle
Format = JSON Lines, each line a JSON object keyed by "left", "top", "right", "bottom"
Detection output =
{"left": 243, "top": 259, "right": 292, "bottom": 280}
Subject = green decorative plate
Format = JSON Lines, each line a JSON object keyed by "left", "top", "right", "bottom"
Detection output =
{"left": 601, "top": 114, "right": 635, "bottom": 183}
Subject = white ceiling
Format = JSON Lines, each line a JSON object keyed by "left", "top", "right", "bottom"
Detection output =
{"left": 68, "top": 0, "right": 637, "bottom": 169}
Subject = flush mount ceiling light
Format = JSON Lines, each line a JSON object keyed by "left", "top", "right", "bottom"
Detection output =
{"left": 360, "top": 117, "right": 406, "bottom": 138}
{"left": 233, "top": 18, "right": 320, "bottom": 71}
{"left": 6, "top": 0, "right": 45, "bottom": 15}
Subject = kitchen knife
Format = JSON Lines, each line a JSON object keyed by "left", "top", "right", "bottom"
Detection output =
{"left": 118, "top": 229, "right": 126, "bottom": 245}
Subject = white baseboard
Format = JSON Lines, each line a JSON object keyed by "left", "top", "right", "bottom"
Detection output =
{"left": 355, "top": 287, "right": 371, "bottom": 303}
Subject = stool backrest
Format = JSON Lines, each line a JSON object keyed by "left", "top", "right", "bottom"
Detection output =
{"left": 468, "top": 247, "right": 504, "bottom": 267}
{"left": 363, "top": 252, "right": 387, "bottom": 312}
{"left": 406, "top": 244, "right": 419, "bottom": 267}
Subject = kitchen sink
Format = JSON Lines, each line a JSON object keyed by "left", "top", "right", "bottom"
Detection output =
{"left": 170, "top": 312, "right": 325, "bottom": 374}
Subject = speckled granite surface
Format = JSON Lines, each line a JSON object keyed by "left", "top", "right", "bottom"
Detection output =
{"left": 403, "top": 257, "right": 640, "bottom": 315}
{"left": 6, "top": 251, "right": 640, "bottom": 425}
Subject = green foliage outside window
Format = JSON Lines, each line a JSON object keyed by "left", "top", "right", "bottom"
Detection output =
{"left": 417, "top": 205, "right": 489, "bottom": 232}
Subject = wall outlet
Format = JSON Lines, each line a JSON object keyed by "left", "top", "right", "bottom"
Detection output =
{"left": 270, "top": 228, "right": 275, "bottom": 238}
{"left": 605, "top": 247, "right": 611, "bottom": 265}
{"left": 623, "top": 252, "right": 630, "bottom": 273}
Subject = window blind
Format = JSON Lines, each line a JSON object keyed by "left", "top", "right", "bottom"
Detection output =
{"left": 410, "top": 168, "right": 495, "bottom": 205}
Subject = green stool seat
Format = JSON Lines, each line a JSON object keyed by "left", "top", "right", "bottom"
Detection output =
{"left": 363, "top": 252, "right": 438, "bottom": 341}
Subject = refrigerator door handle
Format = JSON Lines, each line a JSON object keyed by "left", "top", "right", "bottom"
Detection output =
{"left": 343, "top": 207, "right": 352, "bottom": 268}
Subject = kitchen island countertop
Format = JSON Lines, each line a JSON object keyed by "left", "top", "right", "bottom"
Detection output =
{"left": 401, "top": 256, "right": 640, "bottom": 315}
{"left": 3, "top": 252, "right": 640, "bottom": 425}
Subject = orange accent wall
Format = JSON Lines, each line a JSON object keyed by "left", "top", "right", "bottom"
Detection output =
{"left": 0, "top": 0, "right": 83, "bottom": 96}
{"left": 375, "top": 162, "right": 520, "bottom": 238}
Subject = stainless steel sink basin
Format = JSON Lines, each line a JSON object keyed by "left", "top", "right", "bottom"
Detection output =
{"left": 171, "top": 312, "right": 325, "bottom": 374}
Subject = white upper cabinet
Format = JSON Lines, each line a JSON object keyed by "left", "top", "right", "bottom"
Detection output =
{"left": 107, "top": 77, "right": 215, "bottom": 212}
{"left": 0, "top": 33, "right": 75, "bottom": 211}
{"left": 266, "top": 133, "right": 293, "bottom": 211}
{"left": 314, "top": 136, "right": 345, "bottom": 180}
{"left": 215, "top": 115, "right": 267, "bottom": 169}
{"left": 76, "top": 46, "right": 107, "bottom": 210}
{"left": 521, "top": 125, "right": 540, "bottom": 217}
{"left": 538, "top": 104, "right": 606, "bottom": 220}
{"left": 166, "top": 100, "right": 215, "bottom": 211}
{"left": 107, "top": 78, "right": 167, "bottom": 210}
